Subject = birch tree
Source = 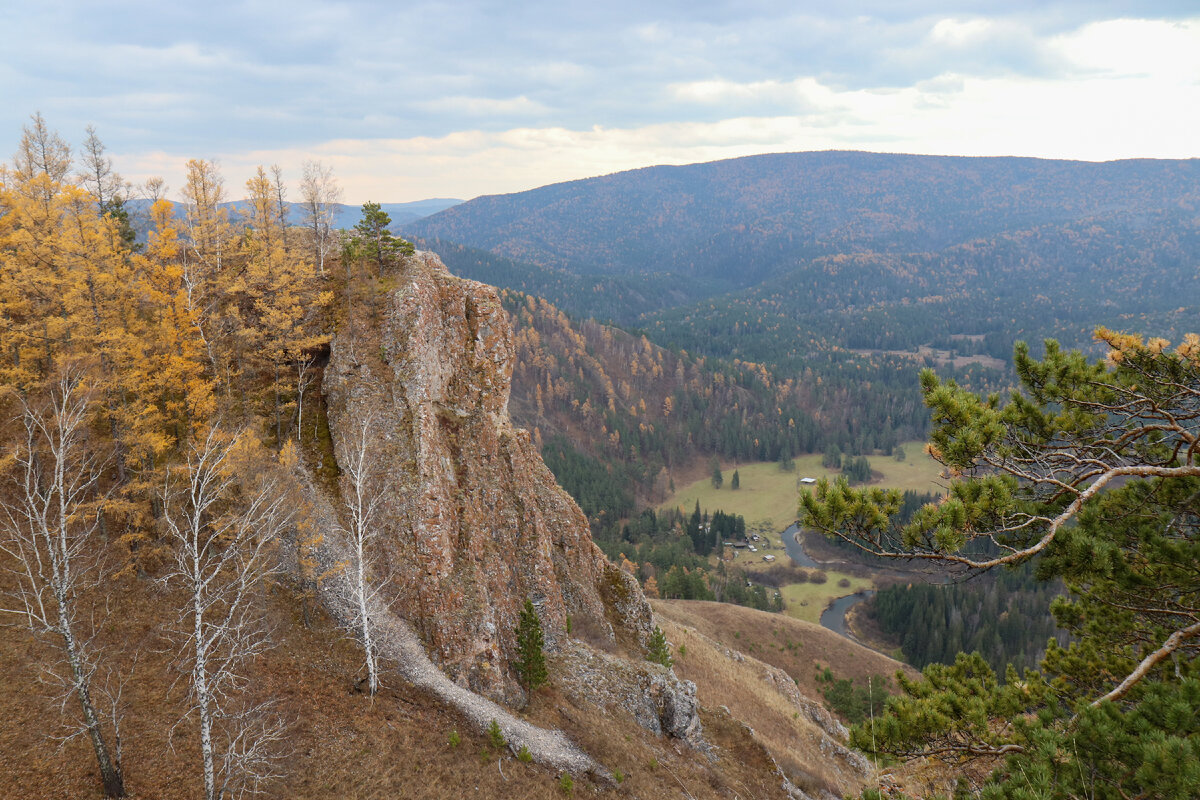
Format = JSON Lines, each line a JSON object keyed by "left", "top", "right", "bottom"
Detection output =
{"left": 298, "top": 160, "right": 341, "bottom": 277}
{"left": 336, "top": 410, "right": 385, "bottom": 696}
{"left": 0, "top": 368, "right": 126, "bottom": 797}
{"left": 161, "top": 429, "right": 291, "bottom": 800}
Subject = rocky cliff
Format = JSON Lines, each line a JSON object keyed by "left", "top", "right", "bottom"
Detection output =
{"left": 322, "top": 252, "right": 654, "bottom": 703}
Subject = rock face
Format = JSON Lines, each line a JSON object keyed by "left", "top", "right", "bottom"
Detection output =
{"left": 554, "top": 640, "right": 704, "bottom": 745}
{"left": 323, "top": 252, "right": 653, "bottom": 702}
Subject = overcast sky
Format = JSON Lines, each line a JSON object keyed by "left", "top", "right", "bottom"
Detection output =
{"left": 3, "top": 2, "right": 1199, "bottom": 203}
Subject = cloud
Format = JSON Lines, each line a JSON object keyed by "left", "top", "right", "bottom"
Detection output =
{"left": 416, "top": 95, "right": 551, "bottom": 117}
{"left": 4, "top": 3, "right": 1199, "bottom": 201}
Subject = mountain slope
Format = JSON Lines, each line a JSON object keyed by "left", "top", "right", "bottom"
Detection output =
{"left": 407, "top": 151, "right": 1200, "bottom": 291}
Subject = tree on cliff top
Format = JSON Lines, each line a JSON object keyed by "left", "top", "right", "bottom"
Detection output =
{"left": 801, "top": 330, "right": 1200, "bottom": 799}
{"left": 351, "top": 202, "right": 413, "bottom": 276}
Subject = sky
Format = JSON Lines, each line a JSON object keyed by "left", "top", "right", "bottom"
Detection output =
{"left": 3, "top": 1, "right": 1199, "bottom": 203}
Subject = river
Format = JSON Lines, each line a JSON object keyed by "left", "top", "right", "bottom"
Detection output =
{"left": 781, "top": 523, "right": 871, "bottom": 641}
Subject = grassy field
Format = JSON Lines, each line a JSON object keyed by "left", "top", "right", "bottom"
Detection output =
{"left": 779, "top": 576, "right": 874, "bottom": 624}
{"left": 660, "top": 442, "right": 944, "bottom": 621}
{"left": 660, "top": 441, "right": 945, "bottom": 540}
{"left": 655, "top": 600, "right": 916, "bottom": 705}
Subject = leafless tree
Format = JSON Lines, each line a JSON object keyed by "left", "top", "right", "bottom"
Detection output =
{"left": 77, "top": 125, "right": 126, "bottom": 214}
{"left": 294, "top": 358, "right": 316, "bottom": 444}
{"left": 269, "top": 164, "right": 290, "bottom": 249}
{"left": 299, "top": 160, "right": 342, "bottom": 277}
{"left": 0, "top": 369, "right": 126, "bottom": 797}
{"left": 336, "top": 410, "right": 385, "bottom": 695}
{"left": 14, "top": 111, "right": 72, "bottom": 184}
{"left": 160, "top": 428, "right": 292, "bottom": 800}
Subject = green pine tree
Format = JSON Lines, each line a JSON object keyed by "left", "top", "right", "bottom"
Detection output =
{"left": 646, "top": 626, "right": 672, "bottom": 667}
{"left": 514, "top": 599, "right": 548, "bottom": 691}
{"left": 731, "top": 469, "right": 740, "bottom": 490}
{"left": 800, "top": 332, "right": 1200, "bottom": 799}
{"left": 353, "top": 201, "right": 414, "bottom": 274}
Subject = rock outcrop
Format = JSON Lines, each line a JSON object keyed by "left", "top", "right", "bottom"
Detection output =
{"left": 322, "top": 252, "right": 654, "bottom": 703}
{"left": 554, "top": 640, "right": 704, "bottom": 745}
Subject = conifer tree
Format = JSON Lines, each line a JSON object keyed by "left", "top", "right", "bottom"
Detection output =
{"left": 801, "top": 331, "right": 1200, "bottom": 799}
{"left": 731, "top": 469, "right": 740, "bottom": 490}
{"left": 514, "top": 600, "right": 547, "bottom": 691}
{"left": 646, "top": 626, "right": 672, "bottom": 667}
{"left": 352, "top": 202, "right": 413, "bottom": 276}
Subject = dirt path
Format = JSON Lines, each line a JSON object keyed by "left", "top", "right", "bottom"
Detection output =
{"left": 313, "top": 527, "right": 610, "bottom": 782}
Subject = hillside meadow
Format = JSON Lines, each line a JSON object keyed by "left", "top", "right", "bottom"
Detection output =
{"left": 659, "top": 443, "right": 944, "bottom": 621}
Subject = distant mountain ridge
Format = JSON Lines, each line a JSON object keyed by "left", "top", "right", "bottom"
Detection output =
{"left": 128, "top": 197, "right": 462, "bottom": 231}
{"left": 406, "top": 150, "right": 1200, "bottom": 289}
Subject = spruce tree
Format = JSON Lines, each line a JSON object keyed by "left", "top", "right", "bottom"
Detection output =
{"left": 731, "top": 469, "right": 740, "bottom": 490}
{"left": 514, "top": 600, "right": 548, "bottom": 691}
{"left": 646, "top": 626, "right": 672, "bottom": 667}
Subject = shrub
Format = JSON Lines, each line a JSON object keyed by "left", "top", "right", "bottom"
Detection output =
{"left": 837, "top": 577, "right": 851, "bottom": 588}
{"left": 517, "top": 745, "right": 532, "bottom": 763}
{"left": 448, "top": 730, "right": 461, "bottom": 748}
{"left": 810, "top": 570, "right": 828, "bottom": 584}
{"left": 559, "top": 773, "right": 574, "bottom": 795}
{"left": 487, "top": 719, "right": 505, "bottom": 750}
{"left": 613, "top": 769, "right": 625, "bottom": 784}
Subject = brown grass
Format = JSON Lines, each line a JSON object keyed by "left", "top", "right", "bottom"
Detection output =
{"left": 654, "top": 600, "right": 918, "bottom": 715}
{"left": 0, "top": 555, "right": 805, "bottom": 800}
{"left": 652, "top": 607, "right": 885, "bottom": 798}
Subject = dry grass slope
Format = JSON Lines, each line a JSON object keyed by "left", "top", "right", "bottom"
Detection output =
{"left": 652, "top": 600, "right": 911, "bottom": 799}
{"left": 655, "top": 600, "right": 917, "bottom": 716}
{"left": 0, "top": 562, "right": 807, "bottom": 800}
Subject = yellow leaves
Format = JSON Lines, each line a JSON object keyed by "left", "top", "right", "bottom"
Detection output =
{"left": 1095, "top": 327, "right": 1200, "bottom": 366}
{"left": 1177, "top": 333, "right": 1200, "bottom": 361}
{"left": 1095, "top": 326, "right": 1143, "bottom": 361}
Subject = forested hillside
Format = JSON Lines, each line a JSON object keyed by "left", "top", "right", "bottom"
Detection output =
{"left": 644, "top": 210, "right": 1200, "bottom": 369}
{"left": 502, "top": 290, "right": 928, "bottom": 521}
{"left": 408, "top": 151, "right": 1200, "bottom": 287}
{"left": 413, "top": 152, "right": 1200, "bottom": 461}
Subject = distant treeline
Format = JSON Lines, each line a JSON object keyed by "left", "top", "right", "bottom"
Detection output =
{"left": 868, "top": 564, "right": 1066, "bottom": 679}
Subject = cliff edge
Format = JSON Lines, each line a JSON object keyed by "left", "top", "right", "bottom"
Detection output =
{"left": 322, "top": 252, "right": 654, "bottom": 703}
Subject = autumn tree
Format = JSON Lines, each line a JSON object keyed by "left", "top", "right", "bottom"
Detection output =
{"left": 237, "top": 167, "right": 331, "bottom": 445}
{"left": 299, "top": 160, "right": 342, "bottom": 276}
{"left": 800, "top": 331, "right": 1200, "bottom": 799}
{"left": 161, "top": 429, "right": 291, "bottom": 800}
{"left": 0, "top": 368, "right": 126, "bottom": 797}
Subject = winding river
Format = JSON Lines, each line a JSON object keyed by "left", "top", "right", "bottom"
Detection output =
{"left": 781, "top": 523, "right": 872, "bottom": 642}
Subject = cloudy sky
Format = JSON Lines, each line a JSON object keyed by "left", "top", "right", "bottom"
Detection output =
{"left": 3, "top": 1, "right": 1199, "bottom": 203}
